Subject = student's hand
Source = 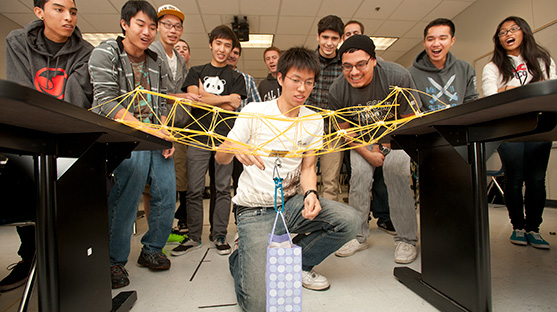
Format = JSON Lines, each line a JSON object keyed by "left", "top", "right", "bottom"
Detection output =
{"left": 178, "top": 93, "right": 202, "bottom": 102}
{"left": 235, "top": 152, "right": 265, "bottom": 170}
{"left": 302, "top": 193, "right": 321, "bottom": 220}
{"left": 162, "top": 146, "right": 175, "bottom": 159}
{"left": 365, "top": 145, "right": 385, "bottom": 167}
{"left": 229, "top": 94, "right": 241, "bottom": 110}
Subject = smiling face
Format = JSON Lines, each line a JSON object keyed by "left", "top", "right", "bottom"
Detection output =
{"left": 277, "top": 67, "right": 315, "bottom": 114}
{"left": 121, "top": 11, "right": 156, "bottom": 57}
{"left": 34, "top": 0, "right": 78, "bottom": 43}
{"left": 174, "top": 41, "right": 190, "bottom": 61}
{"left": 227, "top": 47, "right": 240, "bottom": 68}
{"left": 498, "top": 20, "right": 523, "bottom": 56}
{"left": 317, "top": 29, "right": 341, "bottom": 58}
{"left": 264, "top": 50, "right": 280, "bottom": 74}
{"left": 210, "top": 37, "right": 233, "bottom": 67}
{"left": 158, "top": 14, "right": 183, "bottom": 47}
{"left": 343, "top": 23, "right": 362, "bottom": 40}
{"left": 423, "top": 25, "right": 455, "bottom": 69}
{"left": 341, "top": 49, "right": 376, "bottom": 89}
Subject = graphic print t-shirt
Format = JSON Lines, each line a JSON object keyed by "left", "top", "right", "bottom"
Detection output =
{"left": 183, "top": 63, "right": 246, "bottom": 141}
{"left": 130, "top": 56, "right": 153, "bottom": 123}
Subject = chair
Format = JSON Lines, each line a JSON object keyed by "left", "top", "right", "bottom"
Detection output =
{"left": 487, "top": 166, "right": 505, "bottom": 205}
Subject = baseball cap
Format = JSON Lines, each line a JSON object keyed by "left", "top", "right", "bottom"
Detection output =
{"left": 338, "top": 34, "right": 376, "bottom": 60}
{"left": 157, "top": 4, "right": 184, "bottom": 22}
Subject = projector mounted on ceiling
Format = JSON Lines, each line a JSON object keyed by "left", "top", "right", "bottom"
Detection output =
{"left": 232, "top": 16, "right": 249, "bottom": 42}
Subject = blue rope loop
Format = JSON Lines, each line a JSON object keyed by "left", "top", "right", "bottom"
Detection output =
{"left": 273, "top": 158, "right": 285, "bottom": 213}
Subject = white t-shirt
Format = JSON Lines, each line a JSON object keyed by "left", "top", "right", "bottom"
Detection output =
{"left": 482, "top": 54, "right": 557, "bottom": 96}
{"left": 166, "top": 51, "right": 178, "bottom": 80}
{"left": 228, "top": 100, "right": 324, "bottom": 207}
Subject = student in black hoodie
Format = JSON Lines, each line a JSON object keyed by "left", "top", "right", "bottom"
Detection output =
{"left": 1, "top": 0, "right": 93, "bottom": 292}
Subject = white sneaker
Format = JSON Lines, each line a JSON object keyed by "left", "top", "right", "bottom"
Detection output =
{"left": 302, "top": 270, "right": 330, "bottom": 291}
{"left": 394, "top": 241, "right": 417, "bottom": 264}
{"left": 334, "top": 238, "right": 368, "bottom": 257}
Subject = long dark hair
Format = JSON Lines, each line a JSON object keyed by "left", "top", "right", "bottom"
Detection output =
{"left": 490, "top": 16, "right": 552, "bottom": 84}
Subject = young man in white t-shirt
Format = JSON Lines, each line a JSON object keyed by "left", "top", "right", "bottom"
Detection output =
{"left": 215, "top": 47, "right": 359, "bottom": 312}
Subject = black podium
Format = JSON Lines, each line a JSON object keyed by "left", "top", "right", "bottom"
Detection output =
{"left": 0, "top": 80, "right": 171, "bottom": 311}
{"left": 382, "top": 80, "right": 557, "bottom": 312}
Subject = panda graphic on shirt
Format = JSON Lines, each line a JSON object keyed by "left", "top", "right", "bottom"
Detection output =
{"left": 203, "top": 76, "right": 226, "bottom": 95}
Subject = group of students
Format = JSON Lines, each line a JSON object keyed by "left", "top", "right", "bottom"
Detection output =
{"left": 0, "top": 0, "right": 554, "bottom": 311}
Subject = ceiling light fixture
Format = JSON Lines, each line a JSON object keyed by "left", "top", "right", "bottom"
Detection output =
{"left": 82, "top": 33, "right": 120, "bottom": 47}
{"left": 240, "top": 34, "right": 274, "bottom": 49}
{"left": 370, "top": 36, "right": 398, "bottom": 51}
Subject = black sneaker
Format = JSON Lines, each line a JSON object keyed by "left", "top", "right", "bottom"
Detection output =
{"left": 137, "top": 249, "right": 171, "bottom": 270}
{"left": 110, "top": 264, "right": 129, "bottom": 289}
{"left": 171, "top": 238, "right": 201, "bottom": 256}
{"left": 0, "top": 261, "right": 31, "bottom": 292}
{"left": 377, "top": 220, "right": 396, "bottom": 235}
{"left": 213, "top": 235, "right": 231, "bottom": 255}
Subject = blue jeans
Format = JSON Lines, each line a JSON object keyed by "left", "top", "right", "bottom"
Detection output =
{"left": 229, "top": 195, "right": 359, "bottom": 311}
{"left": 498, "top": 142, "right": 552, "bottom": 232}
{"left": 108, "top": 150, "right": 176, "bottom": 265}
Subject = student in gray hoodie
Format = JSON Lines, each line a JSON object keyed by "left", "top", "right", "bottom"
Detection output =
{"left": 1, "top": 0, "right": 93, "bottom": 292}
{"left": 408, "top": 18, "right": 478, "bottom": 112}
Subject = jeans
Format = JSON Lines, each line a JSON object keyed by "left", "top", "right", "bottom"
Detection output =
{"left": 229, "top": 195, "right": 359, "bottom": 312}
{"left": 498, "top": 142, "right": 552, "bottom": 232}
{"left": 108, "top": 150, "right": 176, "bottom": 265}
{"left": 371, "top": 166, "right": 391, "bottom": 223}
{"left": 350, "top": 147, "right": 417, "bottom": 245}
{"left": 186, "top": 146, "right": 233, "bottom": 242}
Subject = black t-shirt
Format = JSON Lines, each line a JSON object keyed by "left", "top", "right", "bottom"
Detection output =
{"left": 42, "top": 32, "right": 66, "bottom": 56}
{"left": 183, "top": 63, "right": 246, "bottom": 140}
{"left": 257, "top": 73, "right": 281, "bottom": 101}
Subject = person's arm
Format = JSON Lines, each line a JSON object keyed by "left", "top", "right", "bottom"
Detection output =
{"left": 64, "top": 45, "right": 94, "bottom": 109}
{"left": 215, "top": 139, "right": 264, "bottom": 169}
{"left": 196, "top": 83, "right": 240, "bottom": 111}
{"left": 299, "top": 154, "right": 322, "bottom": 220}
{"left": 482, "top": 62, "right": 501, "bottom": 96}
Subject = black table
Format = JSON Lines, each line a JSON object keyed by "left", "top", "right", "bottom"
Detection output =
{"left": 0, "top": 80, "right": 171, "bottom": 311}
{"left": 382, "top": 80, "right": 557, "bottom": 311}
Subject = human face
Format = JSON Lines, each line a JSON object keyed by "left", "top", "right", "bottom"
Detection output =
{"left": 317, "top": 30, "right": 341, "bottom": 58}
{"left": 343, "top": 23, "right": 362, "bottom": 40}
{"left": 277, "top": 68, "right": 315, "bottom": 114}
{"left": 264, "top": 50, "right": 280, "bottom": 74}
{"left": 227, "top": 47, "right": 240, "bottom": 68}
{"left": 498, "top": 20, "right": 523, "bottom": 57}
{"left": 174, "top": 41, "right": 190, "bottom": 61}
{"left": 210, "top": 37, "right": 233, "bottom": 66}
{"left": 120, "top": 11, "right": 156, "bottom": 57}
{"left": 34, "top": 0, "right": 77, "bottom": 43}
{"left": 423, "top": 25, "right": 455, "bottom": 69}
{"left": 158, "top": 15, "right": 183, "bottom": 47}
{"left": 342, "top": 49, "right": 376, "bottom": 89}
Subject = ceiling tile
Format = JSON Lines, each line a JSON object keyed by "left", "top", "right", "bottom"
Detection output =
{"left": 386, "top": 38, "right": 421, "bottom": 52}
{"left": 374, "top": 20, "right": 417, "bottom": 37}
{"left": 183, "top": 14, "right": 206, "bottom": 34}
{"left": 317, "top": 0, "right": 362, "bottom": 18}
{"left": 240, "top": 0, "right": 281, "bottom": 15}
{"left": 202, "top": 15, "right": 224, "bottom": 32}
{"left": 241, "top": 49, "right": 266, "bottom": 61}
{"left": 75, "top": 0, "right": 119, "bottom": 14}
{"left": 355, "top": 0, "right": 404, "bottom": 20}
{"left": 3, "top": 13, "right": 39, "bottom": 28}
{"left": 280, "top": 0, "right": 322, "bottom": 17}
{"left": 378, "top": 50, "right": 406, "bottom": 62}
{"left": 403, "top": 20, "right": 429, "bottom": 39}
{"left": 389, "top": 0, "right": 442, "bottom": 21}
{"left": 276, "top": 17, "right": 314, "bottom": 35}
{"left": 0, "top": 0, "right": 32, "bottom": 13}
{"left": 274, "top": 35, "right": 309, "bottom": 50}
{"left": 80, "top": 14, "right": 121, "bottom": 33}
{"left": 355, "top": 19, "right": 384, "bottom": 36}
{"left": 259, "top": 16, "right": 278, "bottom": 34}
{"left": 197, "top": 0, "right": 239, "bottom": 15}
{"left": 423, "top": 1, "right": 475, "bottom": 21}
{"left": 182, "top": 34, "right": 212, "bottom": 50}
{"left": 76, "top": 15, "right": 97, "bottom": 33}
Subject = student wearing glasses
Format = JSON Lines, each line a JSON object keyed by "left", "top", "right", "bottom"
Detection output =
{"left": 329, "top": 35, "right": 422, "bottom": 264}
{"left": 482, "top": 16, "right": 556, "bottom": 249}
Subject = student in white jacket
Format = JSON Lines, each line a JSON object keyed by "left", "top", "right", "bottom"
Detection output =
{"left": 482, "top": 16, "right": 556, "bottom": 249}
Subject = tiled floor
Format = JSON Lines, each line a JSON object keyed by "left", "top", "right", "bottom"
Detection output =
{"left": 1, "top": 201, "right": 556, "bottom": 311}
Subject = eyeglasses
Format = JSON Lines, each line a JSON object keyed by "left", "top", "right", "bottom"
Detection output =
{"left": 159, "top": 21, "right": 183, "bottom": 31}
{"left": 342, "top": 57, "right": 372, "bottom": 72}
{"left": 285, "top": 75, "right": 314, "bottom": 87}
{"left": 498, "top": 26, "right": 521, "bottom": 37}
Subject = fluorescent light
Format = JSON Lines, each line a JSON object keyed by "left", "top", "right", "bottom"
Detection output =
{"left": 82, "top": 33, "right": 120, "bottom": 47}
{"left": 240, "top": 34, "right": 274, "bottom": 48}
{"left": 369, "top": 36, "right": 398, "bottom": 51}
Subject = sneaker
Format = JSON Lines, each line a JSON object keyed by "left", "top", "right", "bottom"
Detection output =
{"left": 301, "top": 270, "right": 330, "bottom": 291}
{"left": 171, "top": 238, "right": 201, "bottom": 256}
{"left": 394, "top": 241, "right": 417, "bottom": 264}
{"left": 110, "top": 263, "right": 129, "bottom": 289}
{"left": 334, "top": 238, "right": 368, "bottom": 257}
{"left": 176, "top": 219, "right": 189, "bottom": 234}
{"left": 510, "top": 229, "right": 528, "bottom": 246}
{"left": 213, "top": 235, "right": 231, "bottom": 255}
{"left": 377, "top": 220, "right": 397, "bottom": 235}
{"left": 525, "top": 232, "right": 550, "bottom": 249}
{"left": 137, "top": 249, "right": 171, "bottom": 270}
{"left": 0, "top": 261, "right": 31, "bottom": 292}
{"left": 167, "top": 233, "right": 187, "bottom": 245}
